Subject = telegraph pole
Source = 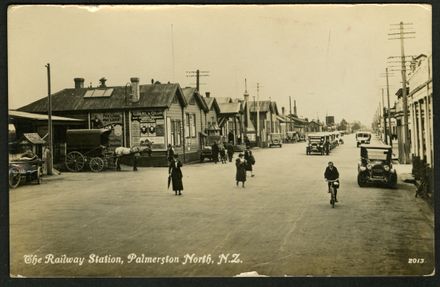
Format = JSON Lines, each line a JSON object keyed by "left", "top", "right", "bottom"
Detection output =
{"left": 382, "top": 88, "right": 388, "bottom": 144}
{"left": 185, "top": 69, "right": 209, "bottom": 92}
{"left": 388, "top": 21, "right": 415, "bottom": 163}
{"left": 386, "top": 67, "right": 393, "bottom": 147}
{"left": 256, "top": 83, "right": 260, "bottom": 147}
{"left": 45, "top": 63, "right": 53, "bottom": 175}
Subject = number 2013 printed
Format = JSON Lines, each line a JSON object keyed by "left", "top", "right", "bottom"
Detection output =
{"left": 408, "top": 258, "right": 425, "bottom": 264}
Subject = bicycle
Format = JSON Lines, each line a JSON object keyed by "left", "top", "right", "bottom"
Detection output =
{"left": 326, "top": 179, "right": 339, "bottom": 208}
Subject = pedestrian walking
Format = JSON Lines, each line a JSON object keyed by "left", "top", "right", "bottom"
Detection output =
{"left": 167, "top": 144, "right": 175, "bottom": 163}
{"left": 211, "top": 142, "right": 219, "bottom": 164}
{"left": 244, "top": 136, "right": 251, "bottom": 149}
{"left": 235, "top": 153, "right": 246, "bottom": 188}
{"left": 169, "top": 154, "right": 183, "bottom": 196}
{"left": 132, "top": 146, "right": 140, "bottom": 171}
{"left": 226, "top": 142, "right": 234, "bottom": 162}
{"left": 244, "top": 149, "right": 255, "bottom": 177}
{"left": 219, "top": 142, "right": 227, "bottom": 164}
{"left": 228, "top": 131, "right": 234, "bottom": 144}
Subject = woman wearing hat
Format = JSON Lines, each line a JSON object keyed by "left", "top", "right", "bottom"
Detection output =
{"left": 169, "top": 153, "right": 184, "bottom": 195}
{"left": 235, "top": 153, "right": 247, "bottom": 188}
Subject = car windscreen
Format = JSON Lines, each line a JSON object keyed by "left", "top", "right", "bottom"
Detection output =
{"left": 366, "top": 149, "right": 389, "bottom": 160}
{"left": 309, "top": 137, "right": 323, "bottom": 142}
{"left": 357, "top": 133, "right": 370, "bottom": 138}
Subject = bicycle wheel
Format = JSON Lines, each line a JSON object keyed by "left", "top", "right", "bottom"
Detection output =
{"left": 331, "top": 187, "right": 335, "bottom": 208}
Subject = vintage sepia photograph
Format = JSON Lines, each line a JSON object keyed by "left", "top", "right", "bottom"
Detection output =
{"left": 7, "top": 4, "right": 434, "bottom": 278}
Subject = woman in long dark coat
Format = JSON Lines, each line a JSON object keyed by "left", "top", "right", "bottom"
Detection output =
{"left": 235, "top": 154, "right": 247, "bottom": 188}
{"left": 244, "top": 149, "right": 254, "bottom": 177}
{"left": 211, "top": 142, "right": 219, "bottom": 164}
{"left": 169, "top": 154, "right": 183, "bottom": 195}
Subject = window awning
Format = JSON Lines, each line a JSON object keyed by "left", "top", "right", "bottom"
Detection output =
{"left": 20, "top": 133, "right": 46, "bottom": 145}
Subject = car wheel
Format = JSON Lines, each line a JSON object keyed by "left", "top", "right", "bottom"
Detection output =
{"left": 357, "top": 173, "right": 367, "bottom": 187}
{"left": 388, "top": 173, "right": 397, "bottom": 188}
{"left": 200, "top": 156, "right": 204, "bottom": 163}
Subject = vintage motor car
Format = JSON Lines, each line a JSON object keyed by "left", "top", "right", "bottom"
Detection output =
{"left": 268, "top": 133, "right": 282, "bottom": 148}
{"left": 306, "top": 133, "right": 329, "bottom": 155}
{"left": 200, "top": 135, "right": 222, "bottom": 162}
{"left": 357, "top": 144, "right": 397, "bottom": 188}
{"left": 285, "top": 131, "right": 298, "bottom": 143}
{"left": 356, "top": 131, "right": 372, "bottom": 147}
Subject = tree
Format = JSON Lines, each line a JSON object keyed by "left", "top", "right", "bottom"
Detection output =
{"left": 351, "top": 121, "right": 361, "bottom": 131}
{"left": 338, "top": 119, "right": 348, "bottom": 131}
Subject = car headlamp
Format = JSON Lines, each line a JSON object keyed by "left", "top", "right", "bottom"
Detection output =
{"left": 367, "top": 163, "right": 373, "bottom": 170}
{"left": 360, "top": 166, "right": 367, "bottom": 171}
{"left": 384, "top": 165, "right": 390, "bottom": 171}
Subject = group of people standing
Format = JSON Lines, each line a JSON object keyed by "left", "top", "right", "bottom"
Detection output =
{"left": 211, "top": 141, "right": 234, "bottom": 164}
{"left": 166, "top": 140, "right": 257, "bottom": 194}
{"left": 235, "top": 148, "right": 255, "bottom": 188}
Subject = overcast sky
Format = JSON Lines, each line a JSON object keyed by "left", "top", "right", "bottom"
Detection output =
{"left": 8, "top": 4, "right": 431, "bottom": 125}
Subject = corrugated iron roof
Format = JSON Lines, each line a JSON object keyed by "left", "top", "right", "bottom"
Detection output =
{"left": 247, "top": 101, "right": 272, "bottom": 113}
{"left": 218, "top": 102, "right": 241, "bottom": 114}
{"left": 18, "top": 83, "right": 186, "bottom": 113}
{"left": 215, "top": 97, "right": 232, "bottom": 104}
{"left": 9, "top": 110, "right": 85, "bottom": 121}
{"left": 21, "top": 133, "right": 46, "bottom": 144}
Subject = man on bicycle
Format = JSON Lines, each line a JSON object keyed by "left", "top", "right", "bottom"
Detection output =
{"left": 324, "top": 161, "right": 340, "bottom": 202}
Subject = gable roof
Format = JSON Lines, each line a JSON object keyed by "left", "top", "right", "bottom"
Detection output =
{"left": 182, "top": 87, "right": 208, "bottom": 112}
{"left": 204, "top": 97, "right": 220, "bottom": 114}
{"left": 18, "top": 83, "right": 187, "bottom": 113}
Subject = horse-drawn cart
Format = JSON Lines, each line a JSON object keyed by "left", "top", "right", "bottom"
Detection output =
{"left": 65, "top": 129, "right": 151, "bottom": 172}
{"left": 65, "top": 129, "right": 115, "bottom": 172}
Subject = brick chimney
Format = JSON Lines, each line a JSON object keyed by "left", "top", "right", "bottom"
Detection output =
{"left": 99, "top": 77, "right": 107, "bottom": 88}
{"left": 74, "top": 78, "right": 84, "bottom": 89}
{"left": 205, "top": 92, "right": 210, "bottom": 98}
{"left": 130, "top": 77, "right": 140, "bottom": 102}
{"left": 294, "top": 100, "right": 297, "bottom": 116}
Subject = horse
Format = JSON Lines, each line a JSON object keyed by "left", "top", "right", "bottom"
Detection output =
{"left": 114, "top": 145, "right": 152, "bottom": 171}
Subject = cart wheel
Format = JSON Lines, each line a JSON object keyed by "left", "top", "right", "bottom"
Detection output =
{"left": 9, "top": 167, "right": 21, "bottom": 189}
{"left": 65, "top": 151, "right": 85, "bottom": 172}
{"left": 89, "top": 157, "right": 105, "bottom": 172}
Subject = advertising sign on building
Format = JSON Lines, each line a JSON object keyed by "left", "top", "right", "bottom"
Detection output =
{"left": 131, "top": 110, "right": 166, "bottom": 149}
{"left": 90, "top": 112, "right": 123, "bottom": 148}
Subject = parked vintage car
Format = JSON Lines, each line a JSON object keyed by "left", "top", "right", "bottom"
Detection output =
{"left": 356, "top": 131, "right": 372, "bottom": 147}
{"left": 357, "top": 144, "right": 397, "bottom": 188}
{"left": 306, "top": 132, "right": 329, "bottom": 155}
{"left": 285, "top": 131, "right": 299, "bottom": 143}
{"left": 200, "top": 135, "right": 222, "bottom": 162}
{"left": 268, "top": 133, "right": 282, "bottom": 148}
